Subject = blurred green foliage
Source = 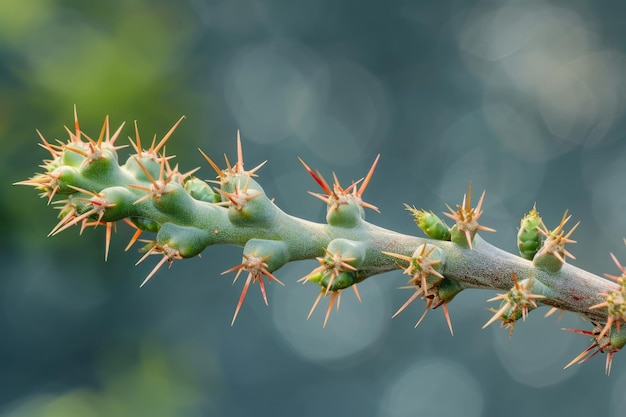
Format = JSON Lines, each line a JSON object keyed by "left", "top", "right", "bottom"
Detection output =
{"left": 3, "top": 345, "right": 204, "bottom": 417}
{"left": 1, "top": 0, "right": 204, "bottom": 249}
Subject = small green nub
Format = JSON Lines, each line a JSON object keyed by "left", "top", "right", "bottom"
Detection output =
{"left": 130, "top": 216, "right": 161, "bottom": 233}
{"left": 327, "top": 201, "right": 363, "bottom": 228}
{"left": 437, "top": 278, "right": 463, "bottom": 303}
{"left": 518, "top": 206, "right": 542, "bottom": 260}
{"left": 404, "top": 205, "right": 451, "bottom": 241}
{"left": 610, "top": 325, "right": 626, "bottom": 350}
{"left": 185, "top": 178, "right": 220, "bottom": 203}
{"left": 156, "top": 223, "right": 211, "bottom": 258}
{"left": 320, "top": 271, "right": 356, "bottom": 292}
{"left": 327, "top": 238, "right": 366, "bottom": 269}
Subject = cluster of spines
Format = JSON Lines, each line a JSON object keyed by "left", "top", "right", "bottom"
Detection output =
{"left": 561, "top": 252, "right": 626, "bottom": 375}
{"left": 295, "top": 158, "right": 380, "bottom": 326}
{"left": 17, "top": 108, "right": 626, "bottom": 375}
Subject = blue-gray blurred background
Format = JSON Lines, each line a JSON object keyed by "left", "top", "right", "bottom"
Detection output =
{"left": 3, "top": 0, "right": 626, "bottom": 416}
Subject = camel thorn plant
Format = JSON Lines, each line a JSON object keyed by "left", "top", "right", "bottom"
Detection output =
{"left": 15, "top": 107, "right": 626, "bottom": 375}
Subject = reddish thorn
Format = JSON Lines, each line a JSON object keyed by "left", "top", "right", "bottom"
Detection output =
{"left": 298, "top": 158, "right": 332, "bottom": 196}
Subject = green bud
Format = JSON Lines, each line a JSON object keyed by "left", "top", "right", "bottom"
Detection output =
{"left": 518, "top": 206, "right": 542, "bottom": 260}
{"left": 185, "top": 178, "right": 220, "bottom": 203}
{"left": 156, "top": 222, "right": 211, "bottom": 258}
{"left": 405, "top": 205, "right": 451, "bottom": 241}
{"left": 61, "top": 145, "right": 88, "bottom": 168}
{"left": 242, "top": 239, "right": 289, "bottom": 272}
{"left": 130, "top": 216, "right": 161, "bottom": 233}
{"left": 327, "top": 201, "right": 363, "bottom": 228}
{"left": 319, "top": 271, "right": 356, "bottom": 292}
{"left": 610, "top": 326, "right": 626, "bottom": 350}
{"left": 123, "top": 156, "right": 162, "bottom": 182}
{"left": 437, "top": 278, "right": 463, "bottom": 303}
{"left": 327, "top": 238, "right": 366, "bottom": 269}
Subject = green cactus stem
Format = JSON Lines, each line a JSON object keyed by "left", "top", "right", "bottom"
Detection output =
{"left": 15, "top": 108, "right": 626, "bottom": 374}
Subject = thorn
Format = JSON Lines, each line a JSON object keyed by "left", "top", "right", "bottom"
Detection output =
{"left": 153, "top": 116, "right": 185, "bottom": 154}
{"left": 198, "top": 148, "right": 226, "bottom": 179}
{"left": 130, "top": 121, "right": 143, "bottom": 157}
{"left": 236, "top": 130, "right": 244, "bottom": 173}
{"left": 356, "top": 154, "right": 380, "bottom": 197}
{"left": 392, "top": 288, "right": 423, "bottom": 319}
{"left": 307, "top": 291, "right": 323, "bottom": 320}
{"left": 140, "top": 254, "right": 169, "bottom": 287}
{"left": 298, "top": 157, "right": 332, "bottom": 196}
{"left": 123, "top": 219, "right": 143, "bottom": 252}
{"left": 104, "top": 221, "right": 113, "bottom": 261}
{"left": 323, "top": 292, "right": 339, "bottom": 328}
{"left": 564, "top": 344, "right": 597, "bottom": 370}
{"left": 231, "top": 273, "right": 253, "bottom": 326}
{"left": 415, "top": 298, "right": 433, "bottom": 328}
{"left": 352, "top": 285, "right": 362, "bottom": 303}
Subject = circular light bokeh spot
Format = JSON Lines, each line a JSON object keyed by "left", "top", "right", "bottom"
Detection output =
{"left": 272, "top": 263, "right": 389, "bottom": 363}
{"left": 378, "top": 357, "right": 483, "bottom": 417}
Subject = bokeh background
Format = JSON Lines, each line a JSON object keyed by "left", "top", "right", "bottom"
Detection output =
{"left": 3, "top": 0, "right": 626, "bottom": 416}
